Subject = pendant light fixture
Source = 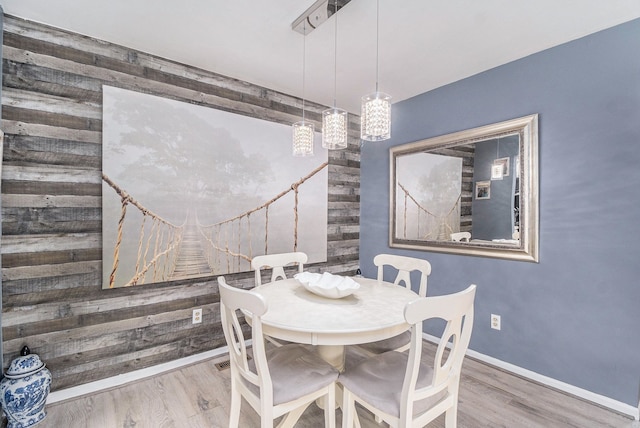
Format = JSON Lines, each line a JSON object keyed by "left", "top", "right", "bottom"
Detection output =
{"left": 322, "top": 0, "right": 348, "bottom": 150}
{"left": 292, "top": 20, "right": 314, "bottom": 157}
{"left": 361, "top": 0, "right": 391, "bottom": 141}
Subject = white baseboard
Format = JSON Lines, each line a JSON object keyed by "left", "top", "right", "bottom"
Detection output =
{"left": 423, "top": 333, "right": 640, "bottom": 421}
{"left": 47, "top": 346, "right": 230, "bottom": 405}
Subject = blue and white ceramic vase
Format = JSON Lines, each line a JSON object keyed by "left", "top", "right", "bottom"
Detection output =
{"left": 0, "top": 346, "right": 52, "bottom": 428}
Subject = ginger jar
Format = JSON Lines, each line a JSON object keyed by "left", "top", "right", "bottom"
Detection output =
{"left": 0, "top": 346, "right": 52, "bottom": 428}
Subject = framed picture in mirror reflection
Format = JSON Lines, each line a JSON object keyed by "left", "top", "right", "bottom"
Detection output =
{"left": 494, "top": 156, "right": 510, "bottom": 176}
{"left": 475, "top": 181, "right": 491, "bottom": 200}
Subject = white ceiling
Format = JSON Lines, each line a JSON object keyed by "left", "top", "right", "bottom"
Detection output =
{"left": 2, "top": 1, "right": 640, "bottom": 113}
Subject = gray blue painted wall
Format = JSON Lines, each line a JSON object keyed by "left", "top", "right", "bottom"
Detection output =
{"left": 360, "top": 19, "right": 640, "bottom": 406}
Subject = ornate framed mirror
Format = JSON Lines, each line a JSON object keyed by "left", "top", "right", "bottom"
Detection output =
{"left": 389, "top": 114, "right": 539, "bottom": 262}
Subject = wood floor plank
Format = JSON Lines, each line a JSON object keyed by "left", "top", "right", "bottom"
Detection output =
{"left": 460, "top": 356, "right": 630, "bottom": 428}
{"left": 37, "top": 342, "right": 638, "bottom": 428}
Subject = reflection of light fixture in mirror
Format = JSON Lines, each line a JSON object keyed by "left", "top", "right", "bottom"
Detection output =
{"left": 292, "top": 20, "right": 314, "bottom": 157}
{"left": 361, "top": 0, "right": 391, "bottom": 141}
{"left": 491, "top": 163, "right": 504, "bottom": 180}
{"left": 322, "top": 1, "right": 348, "bottom": 150}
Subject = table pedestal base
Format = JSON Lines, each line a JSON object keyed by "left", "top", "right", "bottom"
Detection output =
{"left": 314, "top": 345, "right": 362, "bottom": 427}
{"left": 317, "top": 344, "right": 346, "bottom": 372}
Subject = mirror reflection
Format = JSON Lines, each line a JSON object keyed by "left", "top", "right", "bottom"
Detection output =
{"left": 390, "top": 115, "right": 538, "bottom": 262}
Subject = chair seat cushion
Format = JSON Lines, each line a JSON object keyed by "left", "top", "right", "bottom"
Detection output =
{"left": 339, "top": 350, "right": 445, "bottom": 418}
{"left": 248, "top": 344, "right": 339, "bottom": 405}
{"left": 356, "top": 331, "right": 410, "bottom": 354}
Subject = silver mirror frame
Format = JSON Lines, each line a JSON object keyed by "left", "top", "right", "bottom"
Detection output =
{"left": 389, "top": 114, "right": 539, "bottom": 262}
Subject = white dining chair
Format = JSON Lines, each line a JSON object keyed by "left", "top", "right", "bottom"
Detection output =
{"left": 355, "top": 254, "right": 431, "bottom": 355}
{"left": 217, "top": 276, "right": 338, "bottom": 428}
{"left": 251, "top": 252, "right": 308, "bottom": 287}
{"left": 340, "top": 284, "right": 477, "bottom": 428}
{"left": 450, "top": 231, "right": 471, "bottom": 242}
{"left": 251, "top": 252, "right": 308, "bottom": 347}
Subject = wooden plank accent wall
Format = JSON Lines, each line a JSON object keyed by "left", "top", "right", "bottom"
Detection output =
{"left": 1, "top": 14, "right": 360, "bottom": 391}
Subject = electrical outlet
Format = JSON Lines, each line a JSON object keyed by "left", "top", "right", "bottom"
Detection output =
{"left": 192, "top": 308, "right": 202, "bottom": 324}
{"left": 491, "top": 314, "right": 501, "bottom": 330}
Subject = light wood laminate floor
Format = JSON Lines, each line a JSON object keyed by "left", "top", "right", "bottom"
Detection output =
{"left": 33, "top": 342, "right": 637, "bottom": 428}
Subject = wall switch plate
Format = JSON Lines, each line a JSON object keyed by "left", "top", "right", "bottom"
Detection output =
{"left": 192, "top": 308, "right": 202, "bottom": 324}
{"left": 491, "top": 314, "right": 501, "bottom": 330}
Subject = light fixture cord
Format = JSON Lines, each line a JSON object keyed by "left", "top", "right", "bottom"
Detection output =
{"left": 375, "top": 0, "right": 380, "bottom": 92}
{"left": 333, "top": 0, "right": 338, "bottom": 108}
{"left": 302, "top": 20, "right": 307, "bottom": 122}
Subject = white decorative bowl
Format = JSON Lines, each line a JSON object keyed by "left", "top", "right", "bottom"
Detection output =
{"left": 295, "top": 272, "right": 360, "bottom": 299}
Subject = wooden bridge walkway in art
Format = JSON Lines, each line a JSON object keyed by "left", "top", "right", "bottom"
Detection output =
{"left": 169, "top": 221, "right": 213, "bottom": 280}
{"left": 103, "top": 161, "right": 328, "bottom": 287}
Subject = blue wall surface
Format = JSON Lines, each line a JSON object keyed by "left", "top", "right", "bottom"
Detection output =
{"left": 360, "top": 19, "right": 640, "bottom": 406}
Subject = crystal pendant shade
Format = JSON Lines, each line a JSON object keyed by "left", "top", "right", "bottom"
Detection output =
{"left": 361, "top": 92, "right": 391, "bottom": 141}
{"left": 322, "top": 107, "right": 348, "bottom": 150}
{"left": 292, "top": 121, "right": 314, "bottom": 156}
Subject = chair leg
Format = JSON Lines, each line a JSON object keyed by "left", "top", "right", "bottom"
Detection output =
{"left": 229, "top": 386, "right": 241, "bottom": 428}
{"left": 445, "top": 382, "right": 460, "bottom": 428}
{"left": 275, "top": 405, "right": 308, "bottom": 428}
{"left": 354, "top": 410, "right": 362, "bottom": 428}
{"left": 266, "top": 335, "right": 285, "bottom": 347}
{"left": 341, "top": 388, "right": 354, "bottom": 428}
{"left": 445, "top": 407, "right": 458, "bottom": 428}
{"left": 325, "top": 385, "right": 336, "bottom": 428}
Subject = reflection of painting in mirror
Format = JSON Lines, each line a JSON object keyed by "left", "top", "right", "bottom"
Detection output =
{"left": 390, "top": 114, "right": 538, "bottom": 262}
{"left": 101, "top": 86, "right": 328, "bottom": 288}
{"left": 396, "top": 153, "right": 463, "bottom": 240}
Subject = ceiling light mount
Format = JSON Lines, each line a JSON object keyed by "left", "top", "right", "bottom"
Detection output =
{"left": 292, "top": 0, "right": 352, "bottom": 35}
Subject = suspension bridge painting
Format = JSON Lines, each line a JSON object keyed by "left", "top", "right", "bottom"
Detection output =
{"left": 395, "top": 153, "right": 462, "bottom": 241}
{"left": 102, "top": 86, "right": 328, "bottom": 288}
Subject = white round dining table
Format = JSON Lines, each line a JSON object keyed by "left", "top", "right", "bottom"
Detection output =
{"left": 251, "top": 276, "right": 419, "bottom": 371}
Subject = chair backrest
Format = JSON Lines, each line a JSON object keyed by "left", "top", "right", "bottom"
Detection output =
{"left": 401, "top": 284, "right": 476, "bottom": 426}
{"left": 251, "top": 252, "right": 308, "bottom": 286}
{"left": 373, "top": 254, "right": 431, "bottom": 297}
{"left": 217, "top": 276, "right": 273, "bottom": 400}
{"left": 450, "top": 231, "right": 471, "bottom": 242}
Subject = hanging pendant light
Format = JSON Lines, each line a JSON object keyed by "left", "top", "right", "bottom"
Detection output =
{"left": 322, "top": 0, "right": 348, "bottom": 150}
{"left": 292, "top": 21, "right": 314, "bottom": 157}
{"left": 361, "top": 0, "right": 391, "bottom": 141}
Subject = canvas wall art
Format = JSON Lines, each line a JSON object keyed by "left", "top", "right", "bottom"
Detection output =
{"left": 102, "top": 86, "right": 328, "bottom": 288}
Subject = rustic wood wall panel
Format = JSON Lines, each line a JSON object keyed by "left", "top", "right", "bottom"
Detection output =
{"left": 1, "top": 14, "right": 360, "bottom": 391}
